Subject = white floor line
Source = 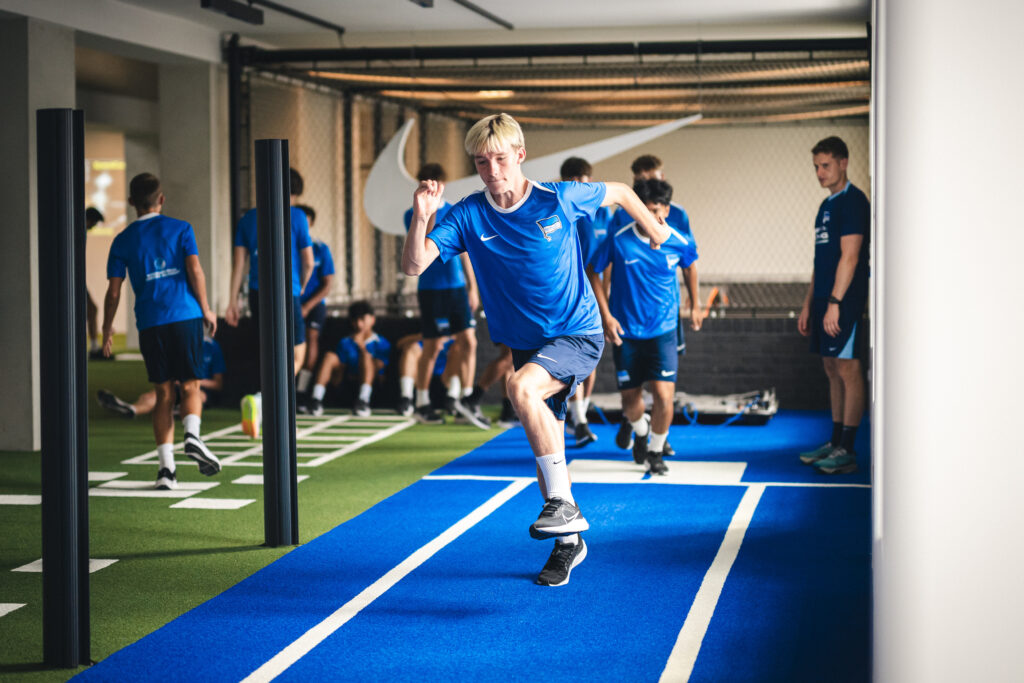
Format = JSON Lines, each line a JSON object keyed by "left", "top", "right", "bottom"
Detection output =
{"left": 302, "top": 419, "right": 414, "bottom": 467}
{"left": 0, "top": 495, "right": 42, "bottom": 505}
{"left": 0, "top": 603, "right": 26, "bottom": 618}
{"left": 121, "top": 423, "right": 241, "bottom": 465}
{"left": 240, "top": 478, "right": 531, "bottom": 683}
{"left": 659, "top": 484, "right": 766, "bottom": 683}
{"left": 423, "top": 474, "right": 532, "bottom": 482}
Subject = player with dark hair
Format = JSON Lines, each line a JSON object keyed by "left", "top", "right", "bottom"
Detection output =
{"left": 101, "top": 173, "right": 221, "bottom": 490}
{"left": 308, "top": 300, "right": 391, "bottom": 417}
{"left": 797, "top": 135, "right": 870, "bottom": 474}
{"left": 294, "top": 204, "right": 335, "bottom": 408}
{"left": 589, "top": 178, "right": 700, "bottom": 474}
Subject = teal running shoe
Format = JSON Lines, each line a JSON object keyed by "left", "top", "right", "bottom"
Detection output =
{"left": 814, "top": 446, "right": 858, "bottom": 474}
{"left": 799, "top": 442, "right": 835, "bottom": 465}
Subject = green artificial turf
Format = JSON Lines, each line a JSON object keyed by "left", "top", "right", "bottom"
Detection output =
{"left": 0, "top": 357, "right": 502, "bottom": 681}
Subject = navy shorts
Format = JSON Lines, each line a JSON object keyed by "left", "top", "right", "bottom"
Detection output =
{"left": 510, "top": 334, "right": 605, "bottom": 421}
{"left": 418, "top": 287, "right": 475, "bottom": 339}
{"left": 808, "top": 296, "right": 867, "bottom": 359}
{"left": 250, "top": 290, "right": 306, "bottom": 346}
{"left": 304, "top": 300, "right": 327, "bottom": 332}
{"left": 139, "top": 317, "right": 204, "bottom": 385}
{"left": 612, "top": 330, "right": 679, "bottom": 390}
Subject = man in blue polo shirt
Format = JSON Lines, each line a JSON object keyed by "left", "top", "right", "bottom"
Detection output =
{"left": 403, "top": 163, "right": 487, "bottom": 430}
{"left": 590, "top": 178, "right": 700, "bottom": 475}
{"left": 226, "top": 168, "right": 315, "bottom": 439}
{"left": 294, "top": 204, "right": 335, "bottom": 407}
{"left": 797, "top": 136, "right": 870, "bottom": 475}
{"left": 102, "top": 173, "right": 221, "bottom": 490}
{"left": 403, "top": 112, "right": 671, "bottom": 587}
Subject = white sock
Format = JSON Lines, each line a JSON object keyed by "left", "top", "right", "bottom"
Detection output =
{"left": 157, "top": 443, "right": 175, "bottom": 472}
{"left": 631, "top": 415, "right": 650, "bottom": 438}
{"left": 90, "top": 339, "right": 100, "bottom": 351}
{"left": 447, "top": 375, "right": 461, "bottom": 400}
{"left": 572, "top": 398, "right": 588, "bottom": 425}
{"left": 536, "top": 453, "right": 573, "bottom": 504}
{"left": 556, "top": 533, "right": 579, "bottom": 546}
{"left": 182, "top": 413, "right": 200, "bottom": 437}
{"left": 400, "top": 376, "right": 415, "bottom": 399}
{"left": 312, "top": 384, "right": 326, "bottom": 401}
{"left": 463, "top": 386, "right": 473, "bottom": 398}
{"left": 649, "top": 431, "right": 668, "bottom": 453}
{"left": 358, "top": 383, "right": 372, "bottom": 403}
{"left": 416, "top": 388, "right": 431, "bottom": 408}
{"left": 296, "top": 368, "right": 313, "bottom": 393}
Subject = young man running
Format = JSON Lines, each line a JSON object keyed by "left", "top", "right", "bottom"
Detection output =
{"left": 101, "top": 173, "right": 221, "bottom": 489}
{"left": 402, "top": 113, "right": 669, "bottom": 587}
{"left": 589, "top": 178, "right": 700, "bottom": 475}
{"left": 797, "top": 136, "right": 870, "bottom": 474}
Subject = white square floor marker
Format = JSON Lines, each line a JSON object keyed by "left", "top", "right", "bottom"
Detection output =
{"left": 170, "top": 498, "right": 255, "bottom": 510}
{"left": 12, "top": 559, "right": 118, "bottom": 573}
{"left": 89, "top": 480, "right": 219, "bottom": 499}
{"left": 568, "top": 459, "right": 747, "bottom": 485}
{"left": 0, "top": 495, "right": 41, "bottom": 505}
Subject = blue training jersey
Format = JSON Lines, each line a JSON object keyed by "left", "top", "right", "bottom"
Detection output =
{"left": 812, "top": 181, "right": 870, "bottom": 300}
{"left": 234, "top": 206, "right": 313, "bottom": 297}
{"left": 106, "top": 214, "right": 202, "bottom": 331}
{"left": 404, "top": 202, "right": 465, "bottom": 290}
{"left": 578, "top": 205, "right": 614, "bottom": 269}
{"left": 428, "top": 180, "right": 605, "bottom": 350}
{"left": 608, "top": 202, "right": 696, "bottom": 249}
{"left": 335, "top": 334, "right": 391, "bottom": 375}
{"left": 300, "top": 240, "right": 335, "bottom": 304}
{"left": 591, "top": 217, "right": 698, "bottom": 340}
{"left": 201, "top": 338, "right": 226, "bottom": 379}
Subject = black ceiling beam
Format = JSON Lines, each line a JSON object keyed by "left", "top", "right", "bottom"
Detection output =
{"left": 239, "top": 37, "right": 868, "bottom": 66}
{"left": 249, "top": 0, "right": 345, "bottom": 35}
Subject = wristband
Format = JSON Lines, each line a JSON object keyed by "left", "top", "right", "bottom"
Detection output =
{"left": 828, "top": 295, "right": 842, "bottom": 305}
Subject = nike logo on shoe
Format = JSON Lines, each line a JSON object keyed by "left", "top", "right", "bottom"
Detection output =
{"left": 480, "top": 234, "right": 498, "bottom": 241}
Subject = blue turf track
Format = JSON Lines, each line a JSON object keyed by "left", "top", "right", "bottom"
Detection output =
{"left": 75, "top": 410, "right": 870, "bottom": 682}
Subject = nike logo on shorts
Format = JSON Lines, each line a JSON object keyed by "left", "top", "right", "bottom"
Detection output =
{"left": 660, "top": 370, "right": 675, "bottom": 377}
{"left": 536, "top": 353, "right": 557, "bottom": 362}
{"left": 481, "top": 234, "right": 498, "bottom": 241}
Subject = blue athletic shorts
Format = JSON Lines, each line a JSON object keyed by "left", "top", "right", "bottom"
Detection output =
{"left": 249, "top": 290, "right": 306, "bottom": 346}
{"left": 612, "top": 329, "right": 679, "bottom": 390}
{"left": 809, "top": 296, "right": 867, "bottom": 359}
{"left": 304, "top": 300, "right": 327, "bottom": 332}
{"left": 417, "top": 287, "right": 475, "bottom": 339}
{"left": 510, "top": 334, "right": 605, "bottom": 421}
{"left": 139, "top": 317, "right": 204, "bottom": 385}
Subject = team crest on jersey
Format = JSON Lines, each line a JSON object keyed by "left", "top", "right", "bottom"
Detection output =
{"left": 536, "top": 215, "right": 562, "bottom": 242}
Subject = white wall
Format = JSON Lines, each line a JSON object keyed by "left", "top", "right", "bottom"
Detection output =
{"left": 873, "top": 0, "right": 1024, "bottom": 680}
{"left": 526, "top": 121, "right": 870, "bottom": 281}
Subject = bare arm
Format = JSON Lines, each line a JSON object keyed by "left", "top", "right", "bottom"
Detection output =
{"left": 225, "top": 245, "right": 249, "bottom": 326}
{"left": 460, "top": 253, "right": 480, "bottom": 311}
{"left": 185, "top": 254, "right": 217, "bottom": 337}
{"left": 587, "top": 264, "right": 623, "bottom": 346}
{"left": 682, "top": 264, "right": 701, "bottom": 331}
{"left": 101, "top": 277, "right": 123, "bottom": 358}
{"left": 299, "top": 246, "right": 314, "bottom": 292}
{"left": 200, "top": 373, "right": 224, "bottom": 392}
{"left": 301, "top": 273, "right": 333, "bottom": 317}
{"left": 402, "top": 180, "right": 443, "bottom": 276}
{"left": 602, "top": 182, "right": 670, "bottom": 247}
{"left": 798, "top": 270, "right": 815, "bottom": 337}
{"left": 822, "top": 234, "right": 863, "bottom": 337}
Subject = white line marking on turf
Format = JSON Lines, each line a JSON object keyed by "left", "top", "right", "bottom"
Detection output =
{"left": 0, "top": 603, "right": 26, "bottom": 618}
{"left": 233, "top": 474, "right": 309, "bottom": 485}
{"left": 88, "top": 471, "right": 127, "bottom": 482}
{"left": 241, "top": 478, "right": 532, "bottom": 683}
{"left": 659, "top": 484, "right": 766, "bottom": 683}
{"left": 423, "top": 475, "right": 531, "bottom": 482}
{"left": 302, "top": 419, "right": 414, "bottom": 467}
{"left": 170, "top": 498, "right": 255, "bottom": 510}
{"left": 0, "top": 495, "right": 41, "bottom": 505}
{"left": 12, "top": 559, "right": 118, "bottom": 574}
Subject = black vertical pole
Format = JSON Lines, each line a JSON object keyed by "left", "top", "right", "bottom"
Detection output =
{"left": 254, "top": 139, "right": 298, "bottom": 547}
{"left": 227, "top": 33, "right": 243, "bottom": 228}
{"left": 37, "top": 108, "right": 89, "bottom": 667}
{"left": 343, "top": 93, "right": 354, "bottom": 296}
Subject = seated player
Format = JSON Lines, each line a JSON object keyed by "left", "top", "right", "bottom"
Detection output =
{"left": 97, "top": 336, "right": 226, "bottom": 418}
{"left": 308, "top": 300, "right": 390, "bottom": 417}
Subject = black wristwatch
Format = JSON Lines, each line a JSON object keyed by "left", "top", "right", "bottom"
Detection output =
{"left": 828, "top": 295, "right": 842, "bottom": 305}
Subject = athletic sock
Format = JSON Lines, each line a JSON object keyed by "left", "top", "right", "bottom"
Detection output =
{"left": 400, "top": 376, "right": 415, "bottom": 400}
{"left": 557, "top": 533, "right": 579, "bottom": 546}
{"left": 312, "top": 384, "right": 326, "bottom": 401}
{"left": 90, "top": 339, "right": 100, "bottom": 351}
{"left": 296, "top": 368, "right": 313, "bottom": 393}
{"left": 447, "top": 376, "right": 461, "bottom": 400}
{"left": 831, "top": 421, "right": 843, "bottom": 446}
{"left": 416, "top": 388, "right": 431, "bottom": 408}
{"left": 571, "top": 397, "right": 588, "bottom": 425}
{"left": 649, "top": 431, "right": 668, "bottom": 453}
{"left": 630, "top": 415, "right": 650, "bottom": 438}
{"left": 463, "top": 386, "right": 473, "bottom": 399}
{"left": 840, "top": 425, "right": 858, "bottom": 452}
{"left": 182, "top": 413, "right": 201, "bottom": 438}
{"left": 157, "top": 443, "right": 175, "bottom": 472}
{"left": 536, "top": 453, "right": 574, "bottom": 504}
{"left": 358, "top": 383, "right": 372, "bottom": 403}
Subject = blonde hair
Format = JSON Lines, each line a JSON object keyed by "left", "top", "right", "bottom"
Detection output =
{"left": 464, "top": 113, "right": 525, "bottom": 156}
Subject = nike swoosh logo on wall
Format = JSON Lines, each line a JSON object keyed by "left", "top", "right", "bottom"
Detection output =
{"left": 363, "top": 115, "right": 703, "bottom": 237}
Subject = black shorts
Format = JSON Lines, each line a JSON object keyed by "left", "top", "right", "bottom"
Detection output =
{"left": 809, "top": 296, "right": 868, "bottom": 359}
{"left": 139, "top": 318, "right": 204, "bottom": 385}
{"left": 417, "top": 287, "right": 475, "bottom": 339}
{"left": 304, "top": 300, "right": 327, "bottom": 332}
{"left": 250, "top": 289, "right": 307, "bottom": 345}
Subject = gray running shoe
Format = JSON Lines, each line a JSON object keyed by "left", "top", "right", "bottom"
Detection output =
{"left": 646, "top": 449, "right": 669, "bottom": 476}
{"left": 535, "top": 537, "right": 588, "bottom": 587}
{"left": 529, "top": 497, "right": 589, "bottom": 539}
